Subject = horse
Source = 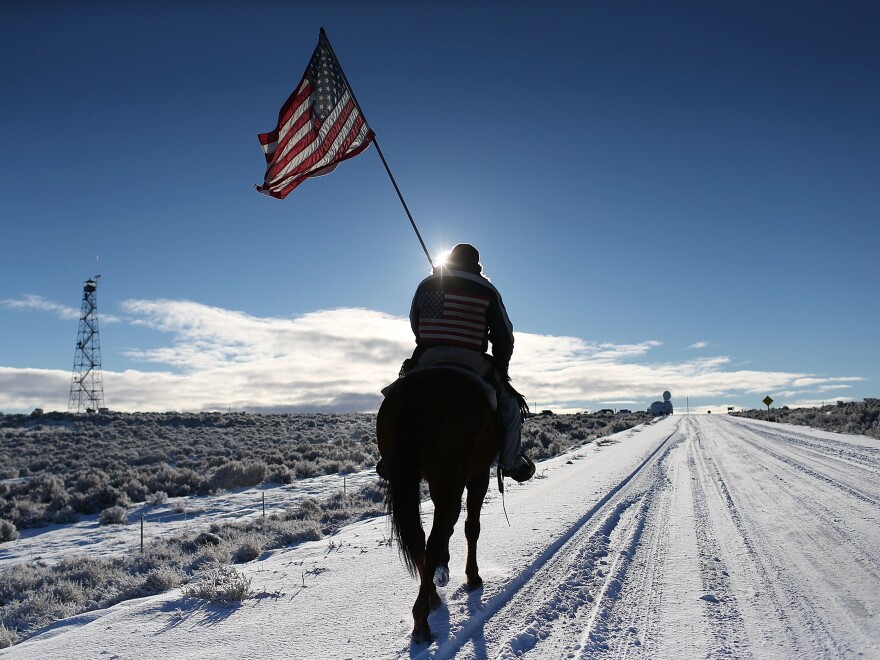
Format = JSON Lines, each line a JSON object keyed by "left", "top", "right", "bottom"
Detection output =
{"left": 377, "top": 367, "right": 500, "bottom": 643}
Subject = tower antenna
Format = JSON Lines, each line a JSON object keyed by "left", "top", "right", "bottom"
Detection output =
{"left": 68, "top": 272, "right": 105, "bottom": 413}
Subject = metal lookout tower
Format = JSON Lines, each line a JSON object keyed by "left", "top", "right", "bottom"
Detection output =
{"left": 68, "top": 276, "right": 105, "bottom": 413}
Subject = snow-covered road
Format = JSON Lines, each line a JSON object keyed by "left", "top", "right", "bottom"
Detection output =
{"left": 5, "top": 415, "right": 879, "bottom": 659}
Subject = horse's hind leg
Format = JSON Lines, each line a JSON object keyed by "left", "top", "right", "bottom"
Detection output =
{"left": 412, "top": 573, "right": 440, "bottom": 643}
{"left": 464, "top": 472, "right": 490, "bottom": 589}
{"left": 427, "top": 480, "right": 465, "bottom": 586}
{"left": 409, "top": 521, "right": 436, "bottom": 643}
{"left": 411, "top": 573, "right": 434, "bottom": 643}
{"left": 427, "top": 482, "right": 464, "bottom": 595}
{"left": 410, "top": 481, "right": 464, "bottom": 642}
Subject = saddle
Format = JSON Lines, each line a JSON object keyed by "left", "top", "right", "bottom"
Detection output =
{"left": 381, "top": 363, "right": 498, "bottom": 411}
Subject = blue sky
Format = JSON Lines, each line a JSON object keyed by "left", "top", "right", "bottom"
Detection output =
{"left": 1, "top": 1, "right": 878, "bottom": 414}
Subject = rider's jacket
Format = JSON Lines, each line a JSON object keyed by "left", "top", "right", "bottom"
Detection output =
{"left": 409, "top": 266, "right": 514, "bottom": 371}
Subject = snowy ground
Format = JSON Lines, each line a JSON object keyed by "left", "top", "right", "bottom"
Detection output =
{"left": 2, "top": 415, "right": 879, "bottom": 659}
{"left": 0, "top": 471, "right": 375, "bottom": 568}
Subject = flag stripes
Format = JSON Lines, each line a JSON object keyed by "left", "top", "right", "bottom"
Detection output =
{"left": 255, "top": 31, "right": 374, "bottom": 199}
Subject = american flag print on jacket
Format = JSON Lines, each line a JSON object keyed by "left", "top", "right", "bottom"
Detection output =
{"left": 410, "top": 268, "right": 514, "bottom": 368}
{"left": 417, "top": 290, "right": 490, "bottom": 349}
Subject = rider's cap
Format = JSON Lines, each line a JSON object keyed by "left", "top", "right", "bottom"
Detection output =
{"left": 446, "top": 243, "right": 481, "bottom": 274}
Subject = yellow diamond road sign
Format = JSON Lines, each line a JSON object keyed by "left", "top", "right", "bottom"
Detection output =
{"left": 763, "top": 396, "right": 774, "bottom": 407}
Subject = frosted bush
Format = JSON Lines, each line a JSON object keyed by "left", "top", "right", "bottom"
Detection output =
{"left": 0, "top": 622, "right": 18, "bottom": 649}
{"left": 12, "top": 500, "right": 44, "bottom": 527}
{"left": 51, "top": 505, "right": 78, "bottom": 524}
{"left": 271, "top": 520, "right": 322, "bottom": 546}
{"left": 209, "top": 460, "right": 267, "bottom": 491}
{"left": 189, "top": 547, "right": 227, "bottom": 572}
{"left": 184, "top": 565, "right": 252, "bottom": 603}
{"left": 0, "top": 518, "right": 19, "bottom": 542}
{"left": 123, "top": 479, "right": 148, "bottom": 502}
{"left": 265, "top": 464, "right": 291, "bottom": 484}
{"left": 144, "top": 566, "right": 183, "bottom": 593}
{"left": 146, "top": 490, "right": 168, "bottom": 506}
{"left": 733, "top": 399, "right": 880, "bottom": 438}
{"left": 51, "top": 579, "right": 87, "bottom": 606}
{"left": 290, "top": 497, "right": 323, "bottom": 521}
{"left": 75, "top": 469, "right": 108, "bottom": 494}
{"left": 232, "top": 542, "right": 261, "bottom": 564}
{"left": 98, "top": 506, "right": 127, "bottom": 526}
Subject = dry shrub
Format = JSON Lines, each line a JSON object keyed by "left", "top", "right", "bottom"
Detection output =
{"left": 145, "top": 490, "right": 168, "bottom": 506}
{"left": 184, "top": 564, "right": 252, "bottom": 603}
{"left": 0, "top": 622, "right": 18, "bottom": 649}
{"left": 0, "top": 518, "right": 19, "bottom": 543}
{"left": 51, "top": 505, "right": 78, "bottom": 524}
{"left": 209, "top": 460, "right": 267, "bottom": 491}
{"left": 232, "top": 542, "right": 261, "bottom": 564}
{"left": 98, "top": 506, "right": 127, "bottom": 526}
{"left": 144, "top": 566, "right": 183, "bottom": 593}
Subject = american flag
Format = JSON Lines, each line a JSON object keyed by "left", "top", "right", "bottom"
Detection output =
{"left": 255, "top": 30, "right": 375, "bottom": 199}
{"left": 417, "top": 290, "right": 490, "bottom": 350}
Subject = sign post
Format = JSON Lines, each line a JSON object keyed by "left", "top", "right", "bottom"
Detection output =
{"left": 763, "top": 395, "right": 774, "bottom": 421}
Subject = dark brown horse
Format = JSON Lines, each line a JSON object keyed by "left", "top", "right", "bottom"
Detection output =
{"left": 377, "top": 367, "right": 500, "bottom": 643}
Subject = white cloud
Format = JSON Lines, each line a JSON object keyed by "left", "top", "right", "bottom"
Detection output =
{"left": 791, "top": 377, "right": 860, "bottom": 389}
{"left": 0, "top": 300, "right": 866, "bottom": 414}
{"left": 1, "top": 294, "right": 121, "bottom": 323}
{"left": 0, "top": 367, "right": 71, "bottom": 410}
{"left": 814, "top": 383, "right": 856, "bottom": 393}
{"left": 688, "top": 341, "right": 709, "bottom": 349}
{"left": 1, "top": 294, "right": 81, "bottom": 320}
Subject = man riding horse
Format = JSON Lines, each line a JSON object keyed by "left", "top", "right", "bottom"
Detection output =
{"left": 381, "top": 243, "right": 535, "bottom": 483}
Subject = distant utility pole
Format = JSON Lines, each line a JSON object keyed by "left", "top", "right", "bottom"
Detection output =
{"left": 68, "top": 275, "right": 105, "bottom": 413}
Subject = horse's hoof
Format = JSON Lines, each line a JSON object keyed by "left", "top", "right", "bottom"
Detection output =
{"left": 433, "top": 565, "right": 450, "bottom": 587}
{"left": 466, "top": 576, "right": 483, "bottom": 591}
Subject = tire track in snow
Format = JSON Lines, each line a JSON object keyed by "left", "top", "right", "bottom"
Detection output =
{"left": 495, "top": 494, "right": 651, "bottom": 658}
{"left": 718, "top": 419, "right": 880, "bottom": 601}
{"left": 725, "top": 423, "right": 880, "bottom": 508}
{"left": 723, "top": 417, "right": 880, "bottom": 479}
{"left": 419, "top": 426, "right": 679, "bottom": 660}
{"left": 722, "top": 437, "right": 879, "bottom": 575}
{"left": 603, "top": 447, "right": 674, "bottom": 659}
{"left": 595, "top": 418, "right": 718, "bottom": 659}
{"left": 693, "top": 420, "right": 859, "bottom": 658}
{"left": 686, "top": 423, "right": 750, "bottom": 658}
{"left": 574, "top": 480, "right": 656, "bottom": 658}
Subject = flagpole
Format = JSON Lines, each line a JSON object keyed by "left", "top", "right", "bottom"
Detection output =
{"left": 370, "top": 138, "right": 434, "bottom": 268}
{"left": 319, "top": 28, "right": 434, "bottom": 269}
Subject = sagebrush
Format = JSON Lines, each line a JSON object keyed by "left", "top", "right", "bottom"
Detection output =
{"left": 732, "top": 398, "right": 880, "bottom": 439}
{"left": 0, "top": 412, "right": 378, "bottom": 530}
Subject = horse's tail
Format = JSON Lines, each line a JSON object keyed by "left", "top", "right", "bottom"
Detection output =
{"left": 386, "top": 380, "right": 426, "bottom": 578}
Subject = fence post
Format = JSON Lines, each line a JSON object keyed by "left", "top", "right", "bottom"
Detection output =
{"left": 262, "top": 492, "right": 266, "bottom": 519}
{"left": 140, "top": 515, "right": 144, "bottom": 554}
